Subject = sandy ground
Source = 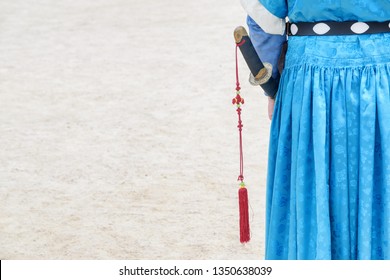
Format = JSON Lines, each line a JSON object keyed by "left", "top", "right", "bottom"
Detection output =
{"left": 0, "top": 0, "right": 271, "bottom": 259}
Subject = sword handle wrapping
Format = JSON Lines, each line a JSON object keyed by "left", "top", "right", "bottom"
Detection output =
{"left": 234, "top": 26, "right": 279, "bottom": 99}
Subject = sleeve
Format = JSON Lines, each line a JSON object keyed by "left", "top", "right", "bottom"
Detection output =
{"left": 246, "top": 16, "right": 286, "bottom": 79}
{"left": 258, "top": 0, "right": 288, "bottom": 19}
{"left": 240, "top": 0, "right": 286, "bottom": 35}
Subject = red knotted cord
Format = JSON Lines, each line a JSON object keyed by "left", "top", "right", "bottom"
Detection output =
{"left": 233, "top": 39, "right": 250, "bottom": 243}
{"left": 234, "top": 40, "right": 246, "bottom": 183}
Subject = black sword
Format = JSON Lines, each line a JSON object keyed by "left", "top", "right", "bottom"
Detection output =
{"left": 234, "top": 26, "right": 279, "bottom": 99}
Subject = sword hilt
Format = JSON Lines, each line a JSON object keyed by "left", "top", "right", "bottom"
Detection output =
{"left": 234, "top": 26, "right": 279, "bottom": 99}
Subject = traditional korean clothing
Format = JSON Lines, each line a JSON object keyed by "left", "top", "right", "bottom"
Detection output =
{"left": 241, "top": 0, "right": 390, "bottom": 259}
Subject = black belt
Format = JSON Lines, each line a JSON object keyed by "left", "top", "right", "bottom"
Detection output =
{"left": 287, "top": 20, "right": 390, "bottom": 36}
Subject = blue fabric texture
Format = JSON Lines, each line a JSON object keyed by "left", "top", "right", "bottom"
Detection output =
{"left": 246, "top": 16, "right": 286, "bottom": 78}
{"left": 259, "top": 0, "right": 390, "bottom": 21}
{"left": 253, "top": 1, "right": 390, "bottom": 260}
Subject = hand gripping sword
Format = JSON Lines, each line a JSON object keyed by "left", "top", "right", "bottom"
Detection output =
{"left": 234, "top": 26, "right": 279, "bottom": 99}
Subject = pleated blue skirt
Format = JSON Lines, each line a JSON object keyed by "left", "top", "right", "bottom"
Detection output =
{"left": 266, "top": 33, "right": 390, "bottom": 260}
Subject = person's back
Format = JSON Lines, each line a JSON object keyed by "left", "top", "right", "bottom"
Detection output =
{"left": 242, "top": 0, "right": 390, "bottom": 260}
{"left": 261, "top": 0, "right": 390, "bottom": 22}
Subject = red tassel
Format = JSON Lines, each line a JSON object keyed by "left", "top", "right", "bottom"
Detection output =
{"left": 239, "top": 184, "right": 250, "bottom": 243}
{"left": 234, "top": 40, "right": 250, "bottom": 243}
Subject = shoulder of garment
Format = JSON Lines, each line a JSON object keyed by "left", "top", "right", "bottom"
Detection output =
{"left": 240, "top": 0, "right": 286, "bottom": 35}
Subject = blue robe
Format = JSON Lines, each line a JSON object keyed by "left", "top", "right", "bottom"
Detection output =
{"left": 250, "top": 0, "right": 390, "bottom": 259}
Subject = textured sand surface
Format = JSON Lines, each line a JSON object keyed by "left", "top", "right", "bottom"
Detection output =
{"left": 0, "top": 0, "right": 271, "bottom": 259}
